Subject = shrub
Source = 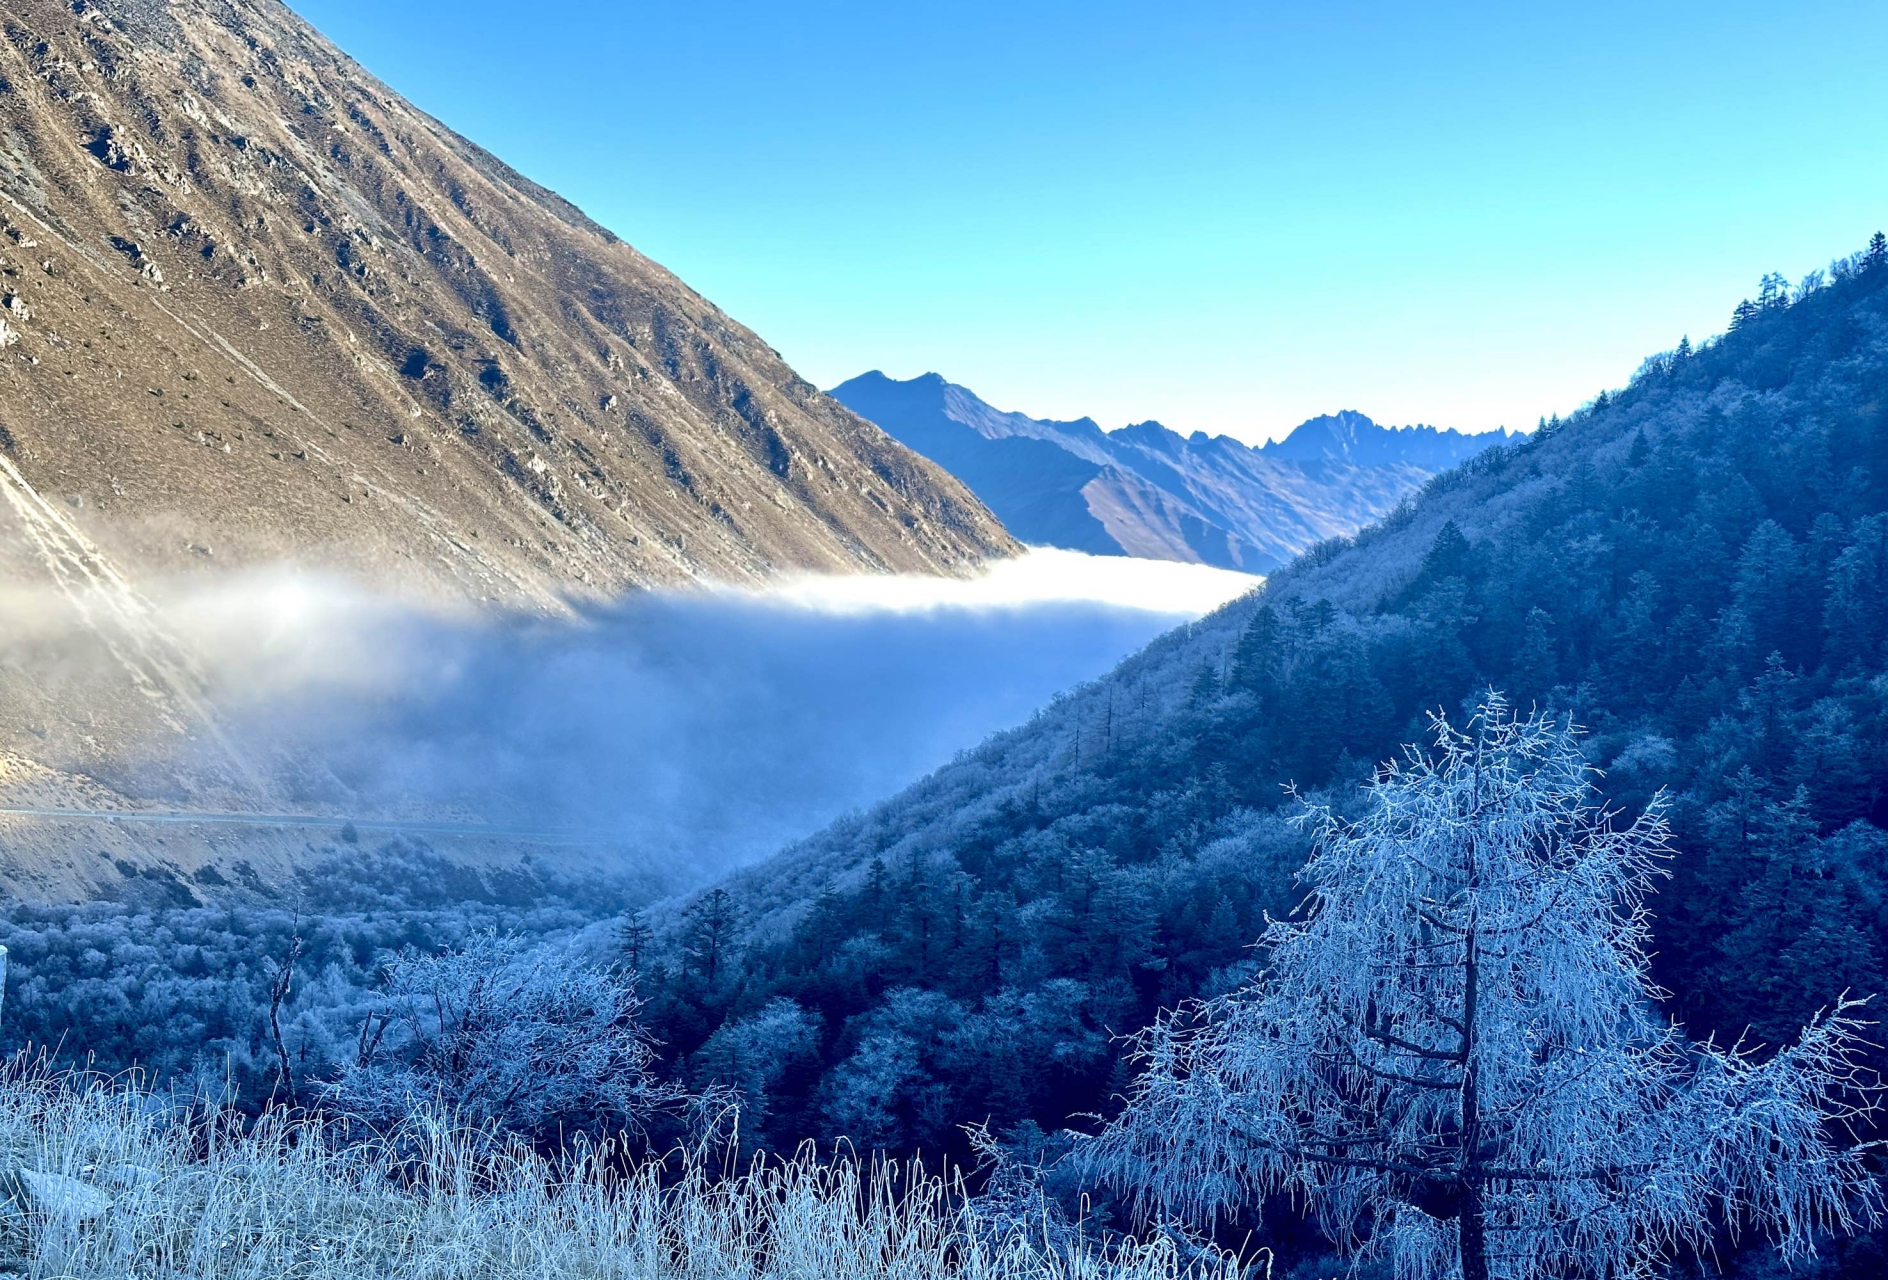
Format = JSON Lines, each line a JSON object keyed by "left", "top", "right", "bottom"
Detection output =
{"left": 328, "top": 931, "right": 694, "bottom": 1148}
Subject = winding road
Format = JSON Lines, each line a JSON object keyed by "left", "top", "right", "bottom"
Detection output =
{"left": 0, "top": 806, "right": 617, "bottom": 846}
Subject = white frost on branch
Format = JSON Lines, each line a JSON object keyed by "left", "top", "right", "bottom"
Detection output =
{"left": 329, "top": 931, "right": 695, "bottom": 1146}
{"left": 1092, "top": 692, "right": 1881, "bottom": 1280}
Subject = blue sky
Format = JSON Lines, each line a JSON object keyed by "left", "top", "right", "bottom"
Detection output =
{"left": 293, "top": 1, "right": 1888, "bottom": 444}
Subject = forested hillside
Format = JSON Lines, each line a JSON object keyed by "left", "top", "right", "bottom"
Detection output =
{"left": 644, "top": 239, "right": 1888, "bottom": 1201}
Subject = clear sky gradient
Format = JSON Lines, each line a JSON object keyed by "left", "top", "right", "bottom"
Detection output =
{"left": 291, "top": 1, "right": 1888, "bottom": 444}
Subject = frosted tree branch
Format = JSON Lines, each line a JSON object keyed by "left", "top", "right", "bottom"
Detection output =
{"left": 1089, "top": 692, "right": 1882, "bottom": 1280}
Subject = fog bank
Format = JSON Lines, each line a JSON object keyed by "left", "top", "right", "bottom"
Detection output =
{"left": 169, "top": 549, "right": 1258, "bottom": 882}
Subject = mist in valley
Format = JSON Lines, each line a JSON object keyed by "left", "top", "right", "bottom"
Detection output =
{"left": 79, "top": 548, "right": 1260, "bottom": 885}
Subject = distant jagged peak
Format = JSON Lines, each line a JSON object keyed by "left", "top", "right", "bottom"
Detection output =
{"left": 1110, "top": 420, "right": 1187, "bottom": 452}
{"left": 832, "top": 371, "right": 1111, "bottom": 449}
{"left": 1262, "top": 408, "right": 1383, "bottom": 459}
{"left": 836, "top": 369, "right": 966, "bottom": 404}
{"left": 1264, "top": 410, "right": 1511, "bottom": 468}
{"left": 830, "top": 372, "right": 1508, "bottom": 469}
{"left": 835, "top": 372, "right": 1232, "bottom": 454}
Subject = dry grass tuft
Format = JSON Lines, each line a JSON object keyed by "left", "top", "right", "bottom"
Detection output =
{"left": 0, "top": 1068, "right": 1252, "bottom": 1279}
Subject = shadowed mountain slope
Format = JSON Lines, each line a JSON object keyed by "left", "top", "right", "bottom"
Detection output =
{"left": 830, "top": 371, "right": 1507, "bottom": 573}
{"left": 649, "top": 246, "right": 1888, "bottom": 1244}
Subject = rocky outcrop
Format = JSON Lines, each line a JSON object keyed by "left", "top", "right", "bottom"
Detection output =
{"left": 0, "top": 1168, "right": 113, "bottom": 1223}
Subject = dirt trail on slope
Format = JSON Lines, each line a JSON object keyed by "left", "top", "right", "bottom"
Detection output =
{"left": 0, "top": 452, "right": 264, "bottom": 794}
{"left": 0, "top": 805, "right": 611, "bottom": 846}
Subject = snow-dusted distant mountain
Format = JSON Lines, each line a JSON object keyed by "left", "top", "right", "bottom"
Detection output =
{"left": 830, "top": 373, "right": 1512, "bottom": 573}
{"left": 1260, "top": 409, "right": 1506, "bottom": 469}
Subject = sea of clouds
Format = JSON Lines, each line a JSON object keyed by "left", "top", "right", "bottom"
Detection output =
{"left": 155, "top": 548, "right": 1258, "bottom": 884}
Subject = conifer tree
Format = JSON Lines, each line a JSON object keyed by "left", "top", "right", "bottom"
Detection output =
{"left": 1627, "top": 430, "right": 1650, "bottom": 469}
{"left": 681, "top": 887, "right": 741, "bottom": 987}
{"left": 1416, "top": 520, "right": 1475, "bottom": 589}
{"left": 1231, "top": 604, "right": 1283, "bottom": 698}
{"left": 1096, "top": 696, "right": 1881, "bottom": 1280}
{"left": 1513, "top": 607, "right": 1559, "bottom": 694}
{"left": 618, "top": 915, "right": 655, "bottom": 975}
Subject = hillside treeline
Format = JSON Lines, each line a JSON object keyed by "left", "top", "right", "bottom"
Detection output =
{"left": 633, "top": 240, "right": 1888, "bottom": 1193}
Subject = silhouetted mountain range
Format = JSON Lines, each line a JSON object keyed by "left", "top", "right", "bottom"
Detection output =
{"left": 830, "top": 372, "right": 1509, "bottom": 573}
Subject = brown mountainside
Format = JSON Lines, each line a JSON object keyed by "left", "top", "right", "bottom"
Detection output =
{"left": 0, "top": 0, "right": 1016, "bottom": 609}
{"left": 0, "top": 0, "right": 1016, "bottom": 898}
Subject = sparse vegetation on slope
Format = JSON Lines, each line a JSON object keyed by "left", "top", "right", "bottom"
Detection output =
{"left": 0, "top": 0, "right": 1012, "bottom": 603}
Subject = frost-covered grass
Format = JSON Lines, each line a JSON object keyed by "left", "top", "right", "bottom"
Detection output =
{"left": 0, "top": 1069, "right": 1248, "bottom": 1280}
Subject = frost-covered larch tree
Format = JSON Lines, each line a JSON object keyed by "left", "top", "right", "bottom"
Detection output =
{"left": 1094, "top": 694, "right": 1881, "bottom": 1280}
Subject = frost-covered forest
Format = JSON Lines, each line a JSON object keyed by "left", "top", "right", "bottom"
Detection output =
{"left": 631, "top": 240, "right": 1888, "bottom": 1159}
{"left": 630, "top": 238, "right": 1888, "bottom": 1274}
{"left": 6, "top": 239, "right": 1888, "bottom": 1277}
{"left": 0, "top": 845, "right": 644, "bottom": 1093}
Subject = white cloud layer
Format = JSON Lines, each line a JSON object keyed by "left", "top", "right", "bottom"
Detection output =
{"left": 736, "top": 546, "right": 1259, "bottom": 617}
{"left": 85, "top": 550, "right": 1259, "bottom": 885}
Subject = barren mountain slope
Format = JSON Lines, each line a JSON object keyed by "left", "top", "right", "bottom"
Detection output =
{"left": 0, "top": 0, "right": 1015, "bottom": 609}
{"left": 0, "top": 0, "right": 1020, "bottom": 899}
